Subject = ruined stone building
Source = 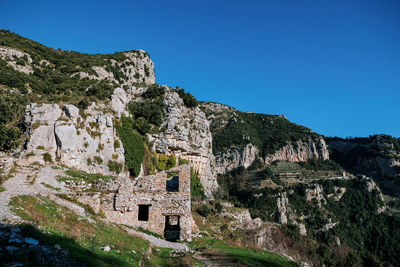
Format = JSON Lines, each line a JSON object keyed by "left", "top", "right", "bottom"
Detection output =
{"left": 100, "top": 164, "right": 192, "bottom": 241}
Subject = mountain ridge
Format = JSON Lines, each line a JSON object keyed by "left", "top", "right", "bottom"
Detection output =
{"left": 1, "top": 29, "right": 400, "bottom": 267}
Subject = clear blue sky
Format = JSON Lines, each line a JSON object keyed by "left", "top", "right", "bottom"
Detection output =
{"left": 1, "top": 0, "right": 399, "bottom": 138}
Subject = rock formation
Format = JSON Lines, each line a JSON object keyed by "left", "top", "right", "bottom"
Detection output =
{"left": 23, "top": 103, "right": 126, "bottom": 176}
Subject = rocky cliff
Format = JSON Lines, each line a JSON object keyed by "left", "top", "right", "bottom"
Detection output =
{"left": 201, "top": 102, "right": 329, "bottom": 174}
{"left": 148, "top": 88, "right": 218, "bottom": 198}
{"left": 327, "top": 135, "right": 400, "bottom": 197}
{"left": 23, "top": 102, "right": 126, "bottom": 176}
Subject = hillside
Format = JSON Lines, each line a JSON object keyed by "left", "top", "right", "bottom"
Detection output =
{"left": 0, "top": 30, "right": 400, "bottom": 267}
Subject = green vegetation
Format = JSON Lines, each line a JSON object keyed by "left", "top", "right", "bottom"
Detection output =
{"left": 8, "top": 195, "right": 186, "bottom": 266}
{"left": 327, "top": 134, "right": 400, "bottom": 196}
{"left": 57, "top": 169, "right": 113, "bottom": 187}
{"left": 191, "top": 167, "right": 205, "bottom": 201}
{"left": 211, "top": 110, "right": 321, "bottom": 156}
{"left": 175, "top": 87, "right": 198, "bottom": 108}
{"left": 108, "top": 160, "right": 123, "bottom": 174}
{"left": 178, "top": 157, "right": 189, "bottom": 165}
{"left": 93, "top": 156, "right": 103, "bottom": 165}
{"left": 113, "top": 139, "right": 120, "bottom": 149}
{"left": 0, "top": 29, "right": 151, "bottom": 152}
{"left": 298, "top": 159, "right": 342, "bottom": 172}
{"left": 43, "top": 152, "right": 53, "bottom": 162}
{"left": 115, "top": 117, "right": 144, "bottom": 177}
{"left": 191, "top": 237, "right": 297, "bottom": 267}
{"left": 195, "top": 204, "right": 212, "bottom": 218}
{"left": 40, "top": 182, "right": 61, "bottom": 192}
{"left": 0, "top": 124, "right": 21, "bottom": 151}
{"left": 128, "top": 84, "right": 165, "bottom": 135}
{"left": 152, "top": 153, "right": 176, "bottom": 171}
{"left": 0, "top": 89, "right": 27, "bottom": 150}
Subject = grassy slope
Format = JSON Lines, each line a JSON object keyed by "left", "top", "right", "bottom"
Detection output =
{"left": 191, "top": 237, "right": 297, "bottom": 267}
{"left": 9, "top": 195, "right": 196, "bottom": 266}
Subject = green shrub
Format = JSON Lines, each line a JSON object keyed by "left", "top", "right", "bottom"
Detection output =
{"left": 153, "top": 154, "right": 176, "bottom": 171}
{"left": 175, "top": 87, "right": 198, "bottom": 108}
{"left": 196, "top": 204, "right": 211, "bottom": 218}
{"left": 263, "top": 167, "right": 274, "bottom": 178}
{"left": 108, "top": 160, "right": 122, "bottom": 174}
{"left": 43, "top": 152, "right": 52, "bottom": 163}
{"left": 113, "top": 139, "right": 120, "bottom": 149}
{"left": 94, "top": 156, "right": 103, "bottom": 164}
{"left": 215, "top": 201, "right": 223, "bottom": 213}
{"left": 143, "top": 84, "right": 164, "bottom": 99}
{"left": 178, "top": 157, "right": 189, "bottom": 166}
{"left": 0, "top": 125, "right": 21, "bottom": 151}
{"left": 128, "top": 99, "right": 164, "bottom": 132}
{"left": 247, "top": 157, "right": 264, "bottom": 170}
{"left": 191, "top": 167, "right": 205, "bottom": 201}
{"left": 115, "top": 117, "right": 144, "bottom": 177}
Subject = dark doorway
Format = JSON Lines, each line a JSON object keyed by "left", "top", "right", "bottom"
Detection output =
{"left": 166, "top": 175, "right": 179, "bottom": 192}
{"left": 164, "top": 215, "right": 180, "bottom": 241}
{"left": 138, "top": 205, "right": 150, "bottom": 221}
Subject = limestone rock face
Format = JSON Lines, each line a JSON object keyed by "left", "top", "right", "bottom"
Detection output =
{"left": 23, "top": 103, "right": 126, "bottom": 176}
{"left": 0, "top": 46, "right": 33, "bottom": 74}
{"left": 264, "top": 137, "right": 329, "bottom": 164}
{"left": 214, "top": 144, "right": 259, "bottom": 174}
{"left": 201, "top": 101, "right": 329, "bottom": 175}
{"left": 214, "top": 137, "right": 329, "bottom": 174}
{"left": 24, "top": 104, "right": 62, "bottom": 153}
{"left": 63, "top": 105, "right": 79, "bottom": 123}
{"left": 148, "top": 88, "right": 218, "bottom": 198}
{"left": 305, "top": 184, "right": 326, "bottom": 207}
{"left": 276, "top": 192, "right": 288, "bottom": 224}
{"left": 221, "top": 208, "right": 262, "bottom": 230}
{"left": 122, "top": 51, "right": 155, "bottom": 86}
{"left": 72, "top": 50, "right": 155, "bottom": 87}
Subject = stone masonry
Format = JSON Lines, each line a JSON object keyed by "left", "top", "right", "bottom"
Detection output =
{"left": 87, "top": 164, "right": 192, "bottom": 241}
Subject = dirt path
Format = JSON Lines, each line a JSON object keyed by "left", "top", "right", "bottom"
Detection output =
{"left": 0, "top": 165, "right": 68, "bottom": 223}
{"left": 123, "top": 226, "right": 190, "bottom": 251}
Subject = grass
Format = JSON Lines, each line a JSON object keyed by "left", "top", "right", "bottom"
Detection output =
{"left": 9, "top": 195, "right": 199, "bottom": 266}
{"left": 57, "top": 169, "right": 113, "bottom": 188}
{"left": 41, "top": 182, "right": 61, "bottom": 192}
{"left": 10, "top": 195, "right": 149, "bottom": 266}
{"left": 191, "top": 237, "right": 297, "bottom": 267}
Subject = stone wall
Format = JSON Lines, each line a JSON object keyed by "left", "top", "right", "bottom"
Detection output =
{"left": 85, "top": 164, "right": 193, "bottom": 241}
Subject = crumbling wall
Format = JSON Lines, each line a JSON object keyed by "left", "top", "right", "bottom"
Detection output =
{"left": 91, "top": 164, "right": 192, "bottom": 241}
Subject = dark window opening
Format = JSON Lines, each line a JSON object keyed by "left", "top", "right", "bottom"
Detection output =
{"left": 138, "top": 205, "right": 150, "bottom": 221}
{"left": 164, "top": 215, "right": 180, "bottom": 241}
{"left": 166, "top": 175, "right": 179, "bottom": 192}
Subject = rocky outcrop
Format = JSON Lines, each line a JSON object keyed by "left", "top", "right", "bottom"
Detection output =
{"left": 71, "top": 50, "right": 155, "bottom": 87}
{"left": 221, "top": 208, "right": 262, "bottom": 230}
{"left": 276, "top": 192, "right": 289, "bottom": 224}
{"left": 23, "top": 103, "right": 126, "bottom": 176}
{"left": 0, "top": 46, "right": 33, "bottom": 74}
{"left": 264, "top": 137, "right": 329, "bottom": 164}
{"left": 328, "top": 135, "right": 400, "bottom": 197}
{"left": 148, "top": 88, "right": 218, "bottom": 198}
{"left": 305, "top": 184, "right": 326, "bottom": 207}
{"left": 201, "top": 101, "right": 329, "bottom": 174}
{"left": 214, "top": 137, "right": 329, "bottom": 174}
{"left": 214, "top": 144, "right": 259, "bottom": 174}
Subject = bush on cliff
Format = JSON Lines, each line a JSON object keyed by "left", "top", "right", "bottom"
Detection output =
{"left": 191, "top": 167, "right": 205, "bottom": 201}
{"left": 115, "top": 117, "right": 144, "bottom": 177}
